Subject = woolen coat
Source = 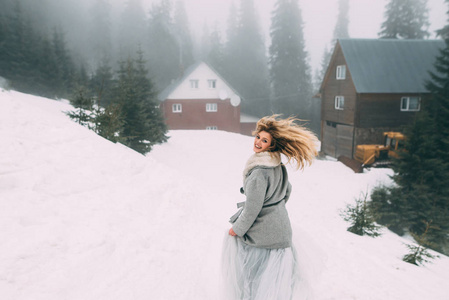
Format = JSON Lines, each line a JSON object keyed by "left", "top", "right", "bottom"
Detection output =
{"left": 230, "top": 152, "right": 292, "bottom": 249}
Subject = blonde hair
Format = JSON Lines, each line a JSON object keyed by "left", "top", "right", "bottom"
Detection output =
{"left": 253, "top": 114, "right": 318, "bottom": 170}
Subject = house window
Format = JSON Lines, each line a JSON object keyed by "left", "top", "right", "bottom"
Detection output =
{"left": 172, "top": 103, "right": 182, "bottom": 113}
{"left": 336, "top": 65, "right": 346, "bottom": 80}
{"left": 206, "top": 103, "right": 217, "bottom": 112}
{"left": 208, "top": 79, "right": 217, "bottom": 89}
{"left": 190, "top": 79, "right": 199, "bottom": 89}
{"left": 206, "top": 126, "right": 218, "bottom": 130}
{"left": 401, "top": 97, "right": 420, "bottom": 111}
{"left": 335, "top": 96, "right": 344, "bottom": 110}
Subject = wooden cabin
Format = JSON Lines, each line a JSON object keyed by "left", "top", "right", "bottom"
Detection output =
{"left": 319, "top": 38, "right": 444, "bottom": 158}
{"left": 158, "top": 61, "right": 257, "bottom": 135}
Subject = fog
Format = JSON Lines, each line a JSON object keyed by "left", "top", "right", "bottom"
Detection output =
{"left": 6, "top": 0, "right": 447, "bottom": 72}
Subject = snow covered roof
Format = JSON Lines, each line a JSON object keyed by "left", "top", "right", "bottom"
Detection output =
{"left": 157, "top": 61, "right": 242, "bottom": 102}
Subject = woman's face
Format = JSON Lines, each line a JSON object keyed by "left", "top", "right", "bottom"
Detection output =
{"left": 253, "top": 131, "right": 273, "bottom": 153}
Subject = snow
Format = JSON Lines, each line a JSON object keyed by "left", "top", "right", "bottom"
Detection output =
{"left": 1, "top": 88, "right": 448, "bottom": 300}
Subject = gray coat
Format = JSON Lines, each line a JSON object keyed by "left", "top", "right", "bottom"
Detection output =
{"left": 230, "top": 154, "right": 292, "bottom": 249}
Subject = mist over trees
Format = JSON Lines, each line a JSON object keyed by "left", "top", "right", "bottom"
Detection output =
{"left": 221, "top": 0, "right": 271, "bottom": 117}
{"left": 3, "top": 0, "right": 441, "bottom": 133}
{"left": 269, "top": 0, "right": 312, "bottom": 120}
{"left": 379, "top": 0, "right": 430, "bottom": 39}
{"left": 316, "top": 0, "right": 350, "bottom": 91}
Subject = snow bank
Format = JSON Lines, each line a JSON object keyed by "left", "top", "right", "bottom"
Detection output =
{"left": 1, "top": 89, "right": 448, "bottom": 299}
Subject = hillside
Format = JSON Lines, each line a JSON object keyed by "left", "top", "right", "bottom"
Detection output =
{"left": 1, "top": 89, "right": 448, "bottom": 299}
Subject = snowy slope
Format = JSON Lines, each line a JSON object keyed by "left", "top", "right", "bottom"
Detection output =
{"left": 1, "top": 89, "right": 448, "bottom": 300}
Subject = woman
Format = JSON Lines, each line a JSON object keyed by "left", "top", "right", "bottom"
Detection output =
{"left": 221, "top": 115, "right": 317, "bottom": 300}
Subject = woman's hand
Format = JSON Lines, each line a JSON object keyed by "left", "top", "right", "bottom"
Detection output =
{"left": 229, "top": 228, "right": 237, "bottom": 236}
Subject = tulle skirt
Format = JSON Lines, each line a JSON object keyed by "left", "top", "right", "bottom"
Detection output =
{"left": 220, "top": 233, "right": 299, "bottom": 300}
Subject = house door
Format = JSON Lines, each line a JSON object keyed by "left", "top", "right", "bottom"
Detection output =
{"left": 323, "top": 121, "right": 354, "bottom": 158}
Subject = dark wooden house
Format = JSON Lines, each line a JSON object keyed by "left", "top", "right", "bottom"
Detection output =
{"left": 319, "top": 38, "right": 444, "bottom": 158}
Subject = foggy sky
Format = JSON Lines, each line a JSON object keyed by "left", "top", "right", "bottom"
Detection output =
{"left": 135, "top": 0, "right": 447, "bottom": 72}
{"left": 28, "top": 0, "right": 449, "bottom": 72}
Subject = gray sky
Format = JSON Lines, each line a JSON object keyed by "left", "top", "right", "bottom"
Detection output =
{"left": 137, "top": 0, "right": 447, "bottom": 72}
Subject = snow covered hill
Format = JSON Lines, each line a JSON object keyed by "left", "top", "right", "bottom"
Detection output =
{"left": 1, "top": 89, "right": 448, "bottom": 300}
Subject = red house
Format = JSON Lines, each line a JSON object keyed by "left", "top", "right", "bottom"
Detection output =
{"left": 158, "top": 61, "right": 254, "bottom": 134}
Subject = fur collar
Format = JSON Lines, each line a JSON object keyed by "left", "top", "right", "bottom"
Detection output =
{"left": 243, "top": 151, "right": 281, "bottom": 178}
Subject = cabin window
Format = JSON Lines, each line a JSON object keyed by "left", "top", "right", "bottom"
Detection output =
{"left": 172, "top": 103, "right": 182, "bottom": 113}
{"left": 401, "top": 97, "right": 420, "bottom": 111}
{"left": 206, "top": 103, "right": 217, "bottom": 112}
{"left": 190, "top": 79, "right": 199, "bottom": 89}
{"left": 335, "top": 96, "right": 344, "bottom": 110}
{"left": 208, "top": 79, "right": 217, "bottom": 89}
{"left": 206, "top": 126, "right": 218, "bottom": 130}
{"left": 336, "top": 65, "right": 346, "bottom": 80}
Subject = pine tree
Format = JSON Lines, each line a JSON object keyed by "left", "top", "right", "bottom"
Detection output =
{"left": 379, "top": 0, "right": 430, "bottom": 39}
{"left": 113, "top": 50, "right": 168, "bottom": 154}
{"left": 88, "top": 0, "right": 113, "bottom": 68}
{"left": 51, "top": 27, "right": 75, "bottom": 98}
{"left": 119, "top": 0, "right": 147, "bottom": 58}
{"left": 89, "top": 57, "right": 115, "bottom": 107}
{"left": 223, "top": 0, "right": 270, "bottom": 117}
{"left": 173, "top": 0, "right": 194, "bottom": 71}
{"left": 370, "top": 3, "right": 449, "bottom": 255}
{"left": 402, "top": 220, "right": 438, "bottom": 265}
{"left": 147, "top": 0, "right": 180, "bottom": 90}
{"left": 67, "top": 85, "right": 95, "bottom": 127}
{"left": 205, "top": 23, "right": 226, "bottom": 76}
{"left": 269, "top": 0, "right": 312, "bottom": 119}
{"left": 316, "top": 0, "right": 350, "bottom": 91}
{"left": 341, "top": 191, "right": 382, "bottom": 237}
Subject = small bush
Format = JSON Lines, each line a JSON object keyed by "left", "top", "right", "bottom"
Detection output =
{"left": 341, "top": 191, "right": 382, "bottom": 237}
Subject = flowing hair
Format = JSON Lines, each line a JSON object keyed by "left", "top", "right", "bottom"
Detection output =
{"left": 253, "top": 115, "right": 318, "bottom": 170}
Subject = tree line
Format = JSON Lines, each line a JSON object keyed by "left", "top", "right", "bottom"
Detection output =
{"left": 0, "top": 0, "right": 323, "bottom": 132}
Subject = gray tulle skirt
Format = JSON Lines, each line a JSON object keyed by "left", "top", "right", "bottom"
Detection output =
{"left": 220, "top": 233, "right": 299, "bottom": 300}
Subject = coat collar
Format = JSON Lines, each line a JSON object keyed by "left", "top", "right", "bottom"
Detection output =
{"left": 243, "top": 151, "right": 281, "bottom": 178}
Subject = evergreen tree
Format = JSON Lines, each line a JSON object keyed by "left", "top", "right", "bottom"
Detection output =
{"left": 67, "top": 84, "right": 95, "bottom": 127}
{"left": 112, "top": 50, "right": 168, "bottom": 154}
{"left": 88, "top": 0, "right": 113, "bottom": 68}
{"left": 118, "top": 0, "right": 147, "bottom": 58}
{"left": 223, "top": 0, "right": 270, "bottom": 117}
{"left": 403, "top": 220, "right": 438, "bottom": 265}
{"left": 173, "top": 0, "right": 194, "bottom": 71}
{"left": 269, "top": 0, "right": 312, "bottom": 120}
{"left": 89, "top": 57, "right": 115, "bottom": 107}
{"left": 94, "top": 103, "right": 126, "bottom": 144}
{"left": 205, "top": 23, "right": 226, "bottom": 76}
{"left": 147, "top": 0, "right": 180, "bottom": 90}
{"left": 379, "top": 0, "right": 430, "bottom": 39}
{"left": 200, "top": 21, "right": 211, "bottom": 60}
{"left": 371, "top": 4, "right": 449, "bottom": 255}
{"left": 341, "top": 191, "right": 382, "bottom": 237}
{"left": 50, "top": 27, "right": 76, "bottom": 97}
{"left": 316, "top": 0, "right": 350, "bottom": 91}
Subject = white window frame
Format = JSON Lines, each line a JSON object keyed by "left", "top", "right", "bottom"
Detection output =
{"left": 206, "top": 126, "right": 218, "bottom": 130}
{"left": 335, "top": 96, "right": 344, "bottom": 110}
{"left": 208, "top": 79, "right": 217, "bottom": 89}
{"left": 336, "top": 65, "right": 346, "bottom": 80}
{"left": 190, "top": 79, "right": 199, "bottom": 89}
{"left": 400, "top": 97, "right": 420, "bottom": 111}
{"left": 206, "top": 103, "right": 217, "bottom": 112}
{"left": 172, "top": 103, "right": 182, "bottom": 113}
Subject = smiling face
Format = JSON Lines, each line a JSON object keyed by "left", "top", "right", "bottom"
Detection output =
{"left": 253, "top": 131, "right": 273, "bottom": 153}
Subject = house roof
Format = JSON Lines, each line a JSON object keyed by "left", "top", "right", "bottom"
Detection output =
{"left": 157, "top": 61, "right": 242, "bottom": 102}
{"left": 338, "top": 38, "right": 445, "bottom": 93}
{"left": 157, "top": 61, "right": 201, "bottom": 102}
